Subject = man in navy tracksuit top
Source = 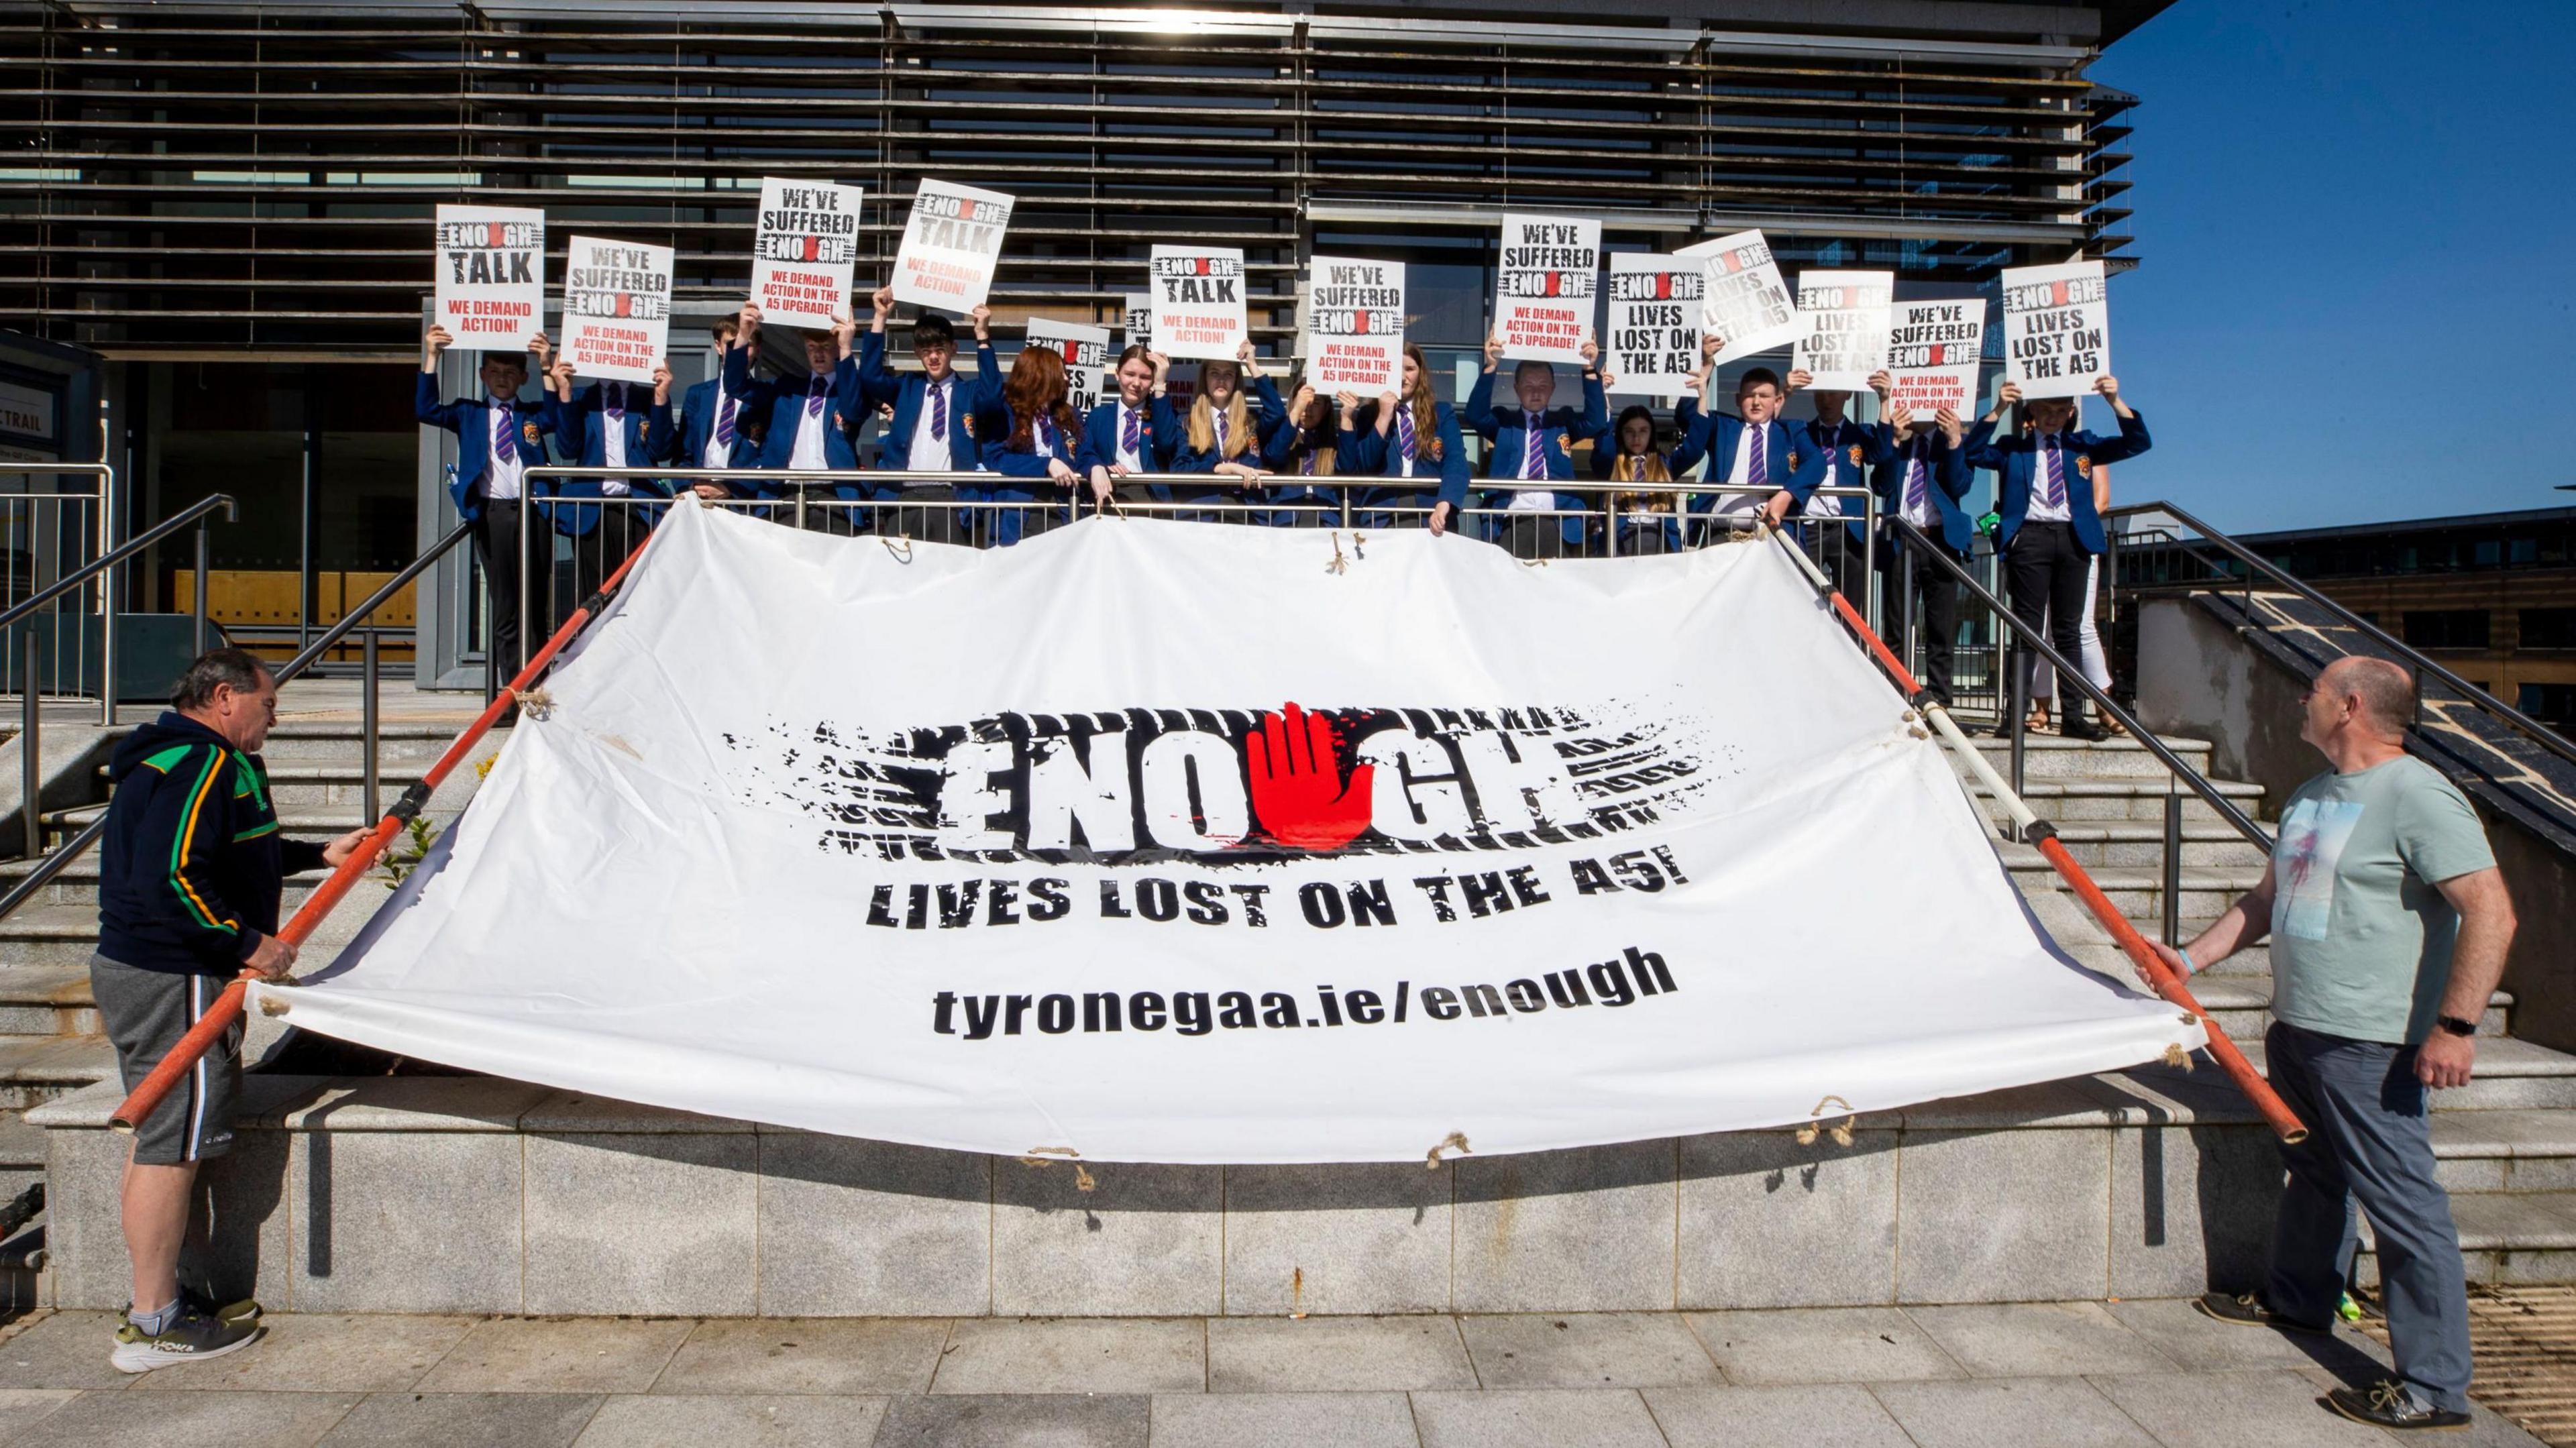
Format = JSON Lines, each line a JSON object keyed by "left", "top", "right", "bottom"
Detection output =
{"left": 91, "top": 650, "right": 372, "bottom": 1374}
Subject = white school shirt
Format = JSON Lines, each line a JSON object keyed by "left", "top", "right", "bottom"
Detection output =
{"left": 483, "top": 398, "right": 524, "bottom": 501}
{"left": 1115, "top": 402, "right": 1147, "bottom": 471}
{"left": 1711, "top": 422, "right": 1762, "bottom": 516}
{"left": 788, "top": 378, "right": 832, "bottom": 472}
{"left": 1505, "top": 408, "right": 1556, "bottom": 512}
{"left": 1802, "top": 423, "right": 1847, "bottom": 520}
{"left": 1899, "top": 433, "right": 1941, "bottom": 530}
{"left": 908, "top": 374, "right": 959, "bottom": 475}
{"left": 702, "top": 378, "right": 734, "bottom": 469}
{"left": 2023, "top": 431, "right": 2074, "bottom": 523}
{"left": 598, "top": 383, "right": 631, "bottom": 497}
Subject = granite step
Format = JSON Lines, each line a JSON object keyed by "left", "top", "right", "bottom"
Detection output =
{"left": 0, "top": 1033, "right": 114, "bottom": 1109}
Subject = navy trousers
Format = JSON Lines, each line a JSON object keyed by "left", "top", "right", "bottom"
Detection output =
{"left": 2262, "top": 1021, "right": 2473, "bottom": 1412}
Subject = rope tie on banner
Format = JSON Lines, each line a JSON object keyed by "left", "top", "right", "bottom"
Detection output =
{"left": 1326, "top": 532, "right": 1350, "bottom": 575}
{"left": 1020, "top": 1145, "right": 1097, "bottom": 1191}
{"left": 1425, "top": 1131, "right": 1470, "bottom": 1168}
{"left": 880, "top": 534, "right": 914, "bottom": 563}
{"left": 2162, "top": 1042, "right": 2195, "bottom": 1071}
{"left": 1794, "top": 1096, "right": 1858, "bottom": 1148}
{"left": 509, "top": 687, "right": 554, "bottom": 720}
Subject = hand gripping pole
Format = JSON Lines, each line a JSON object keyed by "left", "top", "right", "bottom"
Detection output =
{"left": 1758, "top": 525, "right": 2306, "bottom": 1143}
{"left": 108, "top": 533, "right": 662, "bottom": 1135}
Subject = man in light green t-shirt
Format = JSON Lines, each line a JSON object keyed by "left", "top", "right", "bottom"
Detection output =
{"left": 2153, "top": 655, "right": 2516, "bottom": 1434}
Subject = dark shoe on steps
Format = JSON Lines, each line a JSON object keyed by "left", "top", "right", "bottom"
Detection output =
{"left": 2194, "top": 1290, "right": 2332, "bottom": 1335}
{"left": 2061, "top": 717, "right": 2106, "bottom": 742}
{"left": 2324, "top": 1380, "right": 2470, "bottom": 1431}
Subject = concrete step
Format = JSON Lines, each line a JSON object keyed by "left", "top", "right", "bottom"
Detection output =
{"left": 0, "top": 879, "right": 349, "bottom": 966}
{"left": 2182, "top": 975, "right": 2510, "bottom": 1042}
{"left": 2023, "top": 821, "right": 2271, "bottom": 872}
{"left": 0, "top": 1033, "right": 114, "bottom": 1109}
{"left": 1956, "top": 734, "right": 2218, "bottom": 780}
{"left": 0, "top": 965, "right": 101, "bottom": 1036}
{"left": 2356, "top": 1190, "right": 2576, "bottom": 1289}
{"left": 1977, "top": 776, "right": 2269, "bottom": 824}
{"left": 2000, "top": 854, "right": 2269, "bottom": 922}
{"left": 2235, "top": 1034, "right": 2576, "bottom": 1113}
{"left": 85, "top": 763, "right": 434, "bottom": 812}
{"left": 2432, "top": 1110, "right": 2576, "bottom": 1193}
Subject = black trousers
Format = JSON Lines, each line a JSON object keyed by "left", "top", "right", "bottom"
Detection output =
{"left": 1882, "top": 547, "right": 1963, "bottom": 707}
{"left": 892, "top": 485, "right": 965, "bottom": 546}
{"left": 2004, "top": 519, "right": 2095, "bottom": 723}
{"left": 469, "top": 498, "right": 525, "bottom": 686}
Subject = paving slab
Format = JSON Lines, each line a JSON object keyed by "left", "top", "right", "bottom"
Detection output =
{"left": 2101, "top": 1296, "right": 2343, "bottom": 1373}
{"left": 1903, "top": 1301, "right": 2178, "bottom": 1378}
{"left": 1456, "top": 1312, "right": 1721, "bottom": 1389}
{"left": 928, "top": 1317, "right": 1204, "bottom": 1395}
{"left": 8, "top": 1388, "right": 362, "bottom": 1448}
{"left": 1685, "top": 1305, "right": 1966, "bottom": 1385}
{"left": 0, "top": 1389, "right": 80, "bottom": 1439}
{"left": 127, "top": 1315, "right": 475, "bottom": 1394}
{"left": 650, "top": 1318, "right": 948, "bottom": 1396}
{"left": 309, "top": 1392, "right": 602, "bottom": 1448}
{"left": 871, "top": 1392, "right": 1149, "bottom": 1447}
{"left": 1868, "top": 1376, "right": 2162, "bottom": 1447}
{"left": 1408, "top": 1387, "right": 1669, "bottom": 1448}
{"left": 568, "top": 1393, "right": 891, "bottom": 1447}
{"left": 1642, "top": 1383, "right": 1917, "bottom": 1448}
{"left": 1147, "top": 1390, "right": 1421, "bottom": 1448}
{"left": 411, "top": 1317, "right": 694, "bottom": 1394}
{"left": 2088, "top": 1368, "right": 2398, "bottom": 1447}
{"left": 0, "top": 1311, "right": 138, "bottom": 1390}
{"left": 1206, "top": 1315, "right": 1477, "bottom": 1394}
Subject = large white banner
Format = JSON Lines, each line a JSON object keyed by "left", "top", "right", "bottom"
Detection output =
{"left": 1792, "top": 270, "right": 1894, "bottom": 392}
{"left": 892, "top": 179, "right": 1014, "bottom": 313}
{"left": 1024, "top": 318, "right": 1113, "bottom": 416}
{"left": 1888, "top": 298, "right": 1988, "bottom": 419}
{"left": 433, "top": 205, "right": 545, "bottom": 349}
{"left": 1148, "top": 245, "right": 1247, "bottom": 361}
{"left": 750, "top": 176, "right": 863, "bottom": 329}
{"left": 1306, "top": 256, "right": 1404, "bottom": 394}
{"left": 558, "top": 236, "right": 672, "bottom": 385}
{"left": 1491, "top": 213, "right": 1599, "bottom": 364}
{"left": 1604, "top": 254, "right": 1704, "bottom": 398}
{"left": 279, "top": 508, "right": 2199, "bottom": 1164}
{"left": 2000, "top": 260, "right": 2110, "bottom": 399}
{"left": 1679, "top": 230, "right": 1801, "bottom": 365}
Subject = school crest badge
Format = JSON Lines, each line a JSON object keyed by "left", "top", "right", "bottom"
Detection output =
{"left": 2076, "top": 455, "right": 2092, "bottom": 477}
{"left": 521, "top": 421, "right": 541, "bottom": 445}
{"left": 963, "top": 413, "right": 977, "bottom": 439}
{"left": 1847, "top": 444, "right": 1864, "bottom": 467}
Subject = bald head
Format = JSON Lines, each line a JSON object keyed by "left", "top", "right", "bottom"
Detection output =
{"left": 2320, "top": 655, "right": 2415, "bottom": 738}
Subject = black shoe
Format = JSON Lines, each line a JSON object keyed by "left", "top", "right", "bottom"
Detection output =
{"left": 2194, "top": 1290, "right": 2332, "bottom": 1335}
{"left": 111, "top": 1300, "right": 262, "bottom": 1374}
{"left": 2324, "top": 1380, "right": 2471, "bottom": 1431}
{"left": 2061, "top": 718, "right": 2106, "bottom": 742}
{"left": 1989, "top": 721, "right": 2015, "bottom": 740}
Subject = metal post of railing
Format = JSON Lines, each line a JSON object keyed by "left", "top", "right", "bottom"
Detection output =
{"left": 191, "top": 520, "right": 210, "bottom": 657}
{"left": 2008, "top": 638, "right": 2029, "bottom": 801}
{"left": 20, "top": 645, "right": 40, "bottom": 861}
{"left": 1862, "top": 489, "right": 1879, "bottom": 636}
{"left": 516, "top": 494, "right": 532, "bottom": 681}
{"left": 97, "top": 448, "right": 116, "bottom": 729}
{"left": 361, "top": 628, "right": 381, "bottom": 823}
{"left": 2161, "top": 792, "right": 2182, "bottom": 948}
{"left": 1898, "top": 544, "right": 1917, "bottom": 681}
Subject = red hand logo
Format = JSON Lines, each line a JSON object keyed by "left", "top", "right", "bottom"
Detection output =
{"left": 1246, "top": 703, "right": 1375, "bottom": 853}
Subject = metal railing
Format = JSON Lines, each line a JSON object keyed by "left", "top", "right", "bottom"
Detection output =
{"left": 0, "top": 462, "right": 110, "bottom": 716}
{"left": 2104, "top": 501, "right": 2576, "bottom": 771}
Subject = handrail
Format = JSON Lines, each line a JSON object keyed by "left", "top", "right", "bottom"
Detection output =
{"left": 276, "top": 519, "right": 472, "bottom": 685}
{"left": 0, "top": 492, "right": 233, "bottom": 638}
{"left": 2105, "top": 500, "right": 2576, "bottom": 771}
{"left": 1762, "top": 521, "right": 2305, "bottom": 1144}
{"left": 1889, "top": 517, "right": 2274, "bottom": 853}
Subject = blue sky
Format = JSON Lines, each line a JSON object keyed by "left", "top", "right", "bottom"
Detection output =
{"left": 2086, "top": 1, "right": 2575, "bottom": 533}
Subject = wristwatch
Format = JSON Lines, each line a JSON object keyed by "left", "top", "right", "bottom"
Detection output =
{"left": 2436, "top": 1015, "right": 2478, "bottom": 1038}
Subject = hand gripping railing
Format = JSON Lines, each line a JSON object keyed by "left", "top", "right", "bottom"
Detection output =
{"left": 1766, "top": 519, "right": 2305, "bottom": 1143}
{"left": 107, "top": 521, "right": 657, "bottom": 1135}
{"left": 2104, "top": 500, "right": 2576, "bottom": 771}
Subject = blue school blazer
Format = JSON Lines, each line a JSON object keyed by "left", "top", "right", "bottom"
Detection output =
{"left": 413, "top": 372, "right": 557, "bottom": 523}
{"left": 1964, "top": 408, "right": 2151, "bottom": 555}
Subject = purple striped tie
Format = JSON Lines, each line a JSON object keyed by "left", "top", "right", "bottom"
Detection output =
{"left": 1904, "top": 439, "right": 1930, "bottom": 512}
{"left": 491, "top": 404, "right": 515, "bottom": 463}
{"left": 1748, "top": 424, "right": 1766, "bottom": 486}
{"left": 714, "top": 392, "right": 737, "bottom": 447}
{"left": 2041, "top": 436, "right": 2066, "bottom": 508}
{"left": 1395, "top": 404, "right": 1416, "bottom": 462}
{"left": 604, "top": 382, "right": 625, "bottom": 423}
{"left": 806, "top": 375, "right": 827, "bottom": 419}
{"left": 1522, "top": 412, "right": 1542, "bottom": 479}
{"left": 931, "top": 380, "right": 948, "bottom": 442}
{"left": 1215, "top": 410, "right": 1229, "bottom": 453}
{"left": 1122, "top": 405, "right": 1141, "bottom": 455}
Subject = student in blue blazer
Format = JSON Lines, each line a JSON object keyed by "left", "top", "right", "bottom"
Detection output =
{"left": 1794, "top": 370, "right": 1894, "bottom": 597}
{"left": 415, "top": 323, "right": 559, "bottom": 681}
{"left": 740, "top": 304, "right": 864, "bottom": 521}
{"left": 673, "top": 307, "right": 772, "bottom": 500}
{"left": 1260, "top": 381, "right": 1362, "bottom": 526}
{"left": 1076, "top": 344, "right": 1181, "bottom": 507}
{"left": 977, "top": 342, "right": 1081, "bottom": 545}
{"left": 1169, "top": 340, "right": 1291, "bottom": 517}
{"left": 1964, "top": 374, "right": 2150, "bottom": 740}
{"left": 1670, "top": 343, "right": 1828, "bottom": 543}
{"left": 1591, "top": 404, "right": 1685, "bottom": 555}
{"left": 859, "top": 286, "right": 1000, "bottom": 543}
{"left": 1342, "top": 343, "right": 1470, "bottom": 535}
{"left": 533, "top": 345, "right": 671, "bottom": 618}
{"left": 1870, "top": 396, "right": 1974, "bottom": 706}
{"left": 1463, "top": 333, "right": 1611, "bottom": 557}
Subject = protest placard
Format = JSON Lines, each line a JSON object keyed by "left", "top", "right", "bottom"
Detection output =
{"left": 1678, "top": 229, "right": 1801, "bottom": 365}
{"left": 892, "top": 179, "right": 1014, "bottom": 313}
{"left": 559, "top": 235, "right": 672, "bottom": 385}
{"left": 1491, "top": 213, "right": 1599, "bottom": 364}
{"left": 749, "top": 176, "right": 862, "bottom": 329}
{"left": 1305, "top": 256, "right": 1405, "bottom": 394}
{"left": 1026, "top": 318, "right": 1113, "bottom": 416}
{"left": 1886, "top": 298, "right": 1987, "bottom": 419}
{"left": 1998, "top": 260, "right": 2108, "bottom": 399}
{"left": 1603, "top": 254, "right": 1703, "bottom": 398}
{"left": 1121, "top": 292, "right": 1153, "bottom": 351}
{"left": 433, "top": 204, "right": 545, "bottom": 349}
{"left": 1792, "top": 270, "right": 1893, "bottom": 392}
{"left": 1149, "top": 245, "right": 1247, "bottom": 361}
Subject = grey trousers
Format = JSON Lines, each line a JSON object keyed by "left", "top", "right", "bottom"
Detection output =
{"left": 2262, "top": 1021, "right": 2473, "bottom": 1412}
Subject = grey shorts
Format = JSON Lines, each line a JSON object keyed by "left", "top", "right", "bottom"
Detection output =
{"left": 91, "top": 954, "right": 240, "bottom": 1165}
